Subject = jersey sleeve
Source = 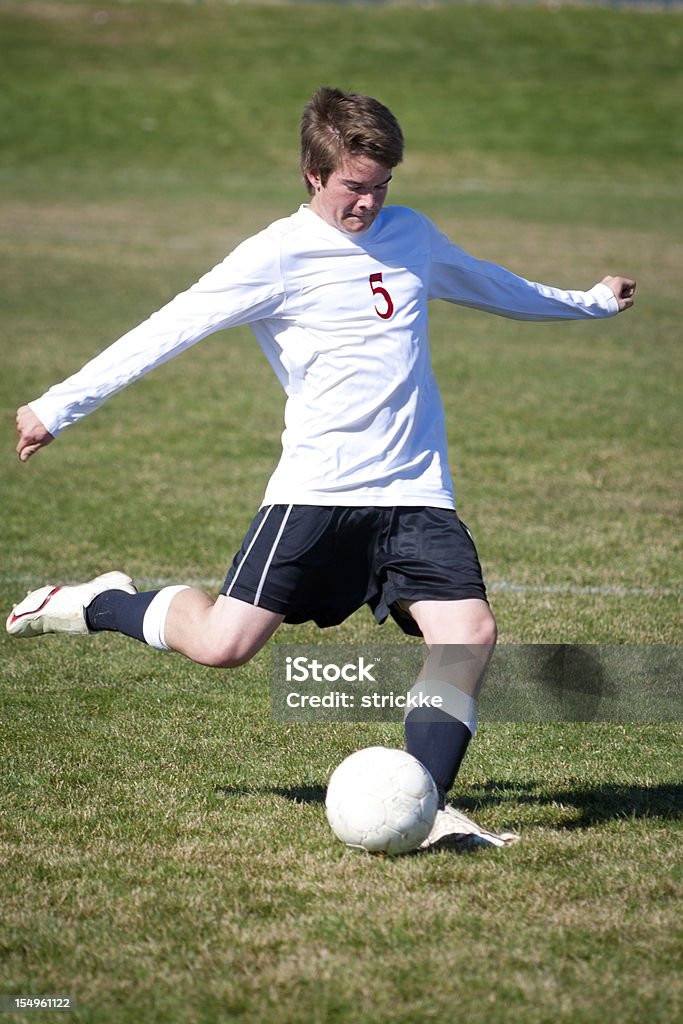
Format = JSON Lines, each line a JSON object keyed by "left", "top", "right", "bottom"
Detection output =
{"left": 423, "top": 215, "right": 619, "bottom": 321}
{"left": 30, "top": 232, "right": 285, "bottom": 436}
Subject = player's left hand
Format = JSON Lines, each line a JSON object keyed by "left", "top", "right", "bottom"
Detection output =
{"left": 602, "top": 276, "right": 636, "bottom": 311}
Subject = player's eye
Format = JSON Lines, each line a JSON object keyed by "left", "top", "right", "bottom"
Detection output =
{"left": 348, "top": 183, "right": 388, "bottom": 195}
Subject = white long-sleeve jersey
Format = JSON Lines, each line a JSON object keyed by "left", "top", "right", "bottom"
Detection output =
{"left": 30, "top": 205, "right": 619, "bottom": 509}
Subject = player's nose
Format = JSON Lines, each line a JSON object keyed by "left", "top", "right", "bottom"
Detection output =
{"left": 357, "top": 190, "right": 376, "bottom": 209}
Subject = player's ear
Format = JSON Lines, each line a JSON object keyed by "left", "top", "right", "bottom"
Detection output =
{"left": 306, "top": 170, "right": 323, "bottom": 193}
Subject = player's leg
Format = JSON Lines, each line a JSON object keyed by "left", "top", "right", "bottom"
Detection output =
{"left": 91, "top": 583, "right": 286, "bottom": 666}
{"left": 6, "top": 505, "right": 358, "bottom": 666}
{"left": 88, "top": 584, "right": 283, "bottom": 666}
{"left": 371, "top": 510, "right": 494, "bottom": 801}
{"left": 402, "top": 597, "right": 496, "bottom": 806}
{"left": 6, "top": 571, "right": 284, "bottom": 667}
{"left": 6, "top": 505, "right": 309, "bottom": 664}
{"left": 403, "top": 597, "right": 517, "bottom": 846}
{"left": 88, "top": 584, "right": 283, "bottom": 665}
{"left": 372, "top": 508, "right": 518, "bottom": 846}
{"left": 162, "top": 590, "right": 284, "bottom": 667}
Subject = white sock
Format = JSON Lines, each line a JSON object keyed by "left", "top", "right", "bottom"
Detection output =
{"left": 142, "top": 586, "right": 189, "bottom": 650}
{"left": 404, "top": 679, "right": 478, "bottom": 734}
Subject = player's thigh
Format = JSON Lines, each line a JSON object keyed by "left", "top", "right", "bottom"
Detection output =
{"left": 205, "top": 594, "right": 285, "bottom": 666}
{"left": 404, "top": 598, "right": 497, "bottom": 697}
{"left": 403, "top": 597, "right": 497, "bottom": 646}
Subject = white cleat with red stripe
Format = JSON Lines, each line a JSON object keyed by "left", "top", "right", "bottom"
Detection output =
{"left": 6, "top": 571, "right": 136, "bottom": 638}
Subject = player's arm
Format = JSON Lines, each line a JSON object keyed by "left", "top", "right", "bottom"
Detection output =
{"left": 15, "top": 405, "right": 54, "bottom": 462}
{"left": 14, "top": 234, "right": 284, "bottom": 462}
{"left": 423, "top": 215, "right": 636, "bottom": 320}
{"left": 434, "top": 252, "right": 636, "bottom": 321}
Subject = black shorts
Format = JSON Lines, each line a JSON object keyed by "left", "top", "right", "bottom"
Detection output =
{"left": 220, "top": 505, "right": 487, "bottom": 638}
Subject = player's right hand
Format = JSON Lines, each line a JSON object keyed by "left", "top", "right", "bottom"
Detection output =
{"left": 15, "top": 405, "right": 55, "bottom": 462}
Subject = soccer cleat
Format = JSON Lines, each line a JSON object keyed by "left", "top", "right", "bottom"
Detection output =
{"left": 6, "top": 571, "right": 137, "bottom": 638}
{"left": 420, "top": 804, "right": 520, "bottom": 850}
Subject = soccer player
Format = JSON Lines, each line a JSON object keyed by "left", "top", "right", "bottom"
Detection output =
{"left": 7, "top": 88, "right": 635, "bottom": 848}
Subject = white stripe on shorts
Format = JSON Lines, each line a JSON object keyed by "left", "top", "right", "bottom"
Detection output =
{"left": 225, "top": 505, "right": 274, "bottom": 599}
{"left": 254, "top": 504, "right": 293, "bottom": 606}
{"left": 225, "top": 504, "right": 294, "bottom": 608}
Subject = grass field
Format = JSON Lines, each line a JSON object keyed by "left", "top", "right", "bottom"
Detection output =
{"left": 1, "top": 1, "right": 681, "bottom": 1022}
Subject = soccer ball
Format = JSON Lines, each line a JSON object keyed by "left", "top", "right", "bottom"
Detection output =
{"left": 325, "top": 746, "right": 438, "bottom": 855}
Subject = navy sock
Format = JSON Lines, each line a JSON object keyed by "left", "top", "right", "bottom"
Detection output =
{"left": 85, "top": 590, "right": 160, "bottom": 643}
{"left": 405, "top": 707, "right": 473, "bottom": 809}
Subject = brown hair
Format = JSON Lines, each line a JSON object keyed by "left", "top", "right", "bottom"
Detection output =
{"left": 300, "top": 87, "right": 404, "bottom": 195}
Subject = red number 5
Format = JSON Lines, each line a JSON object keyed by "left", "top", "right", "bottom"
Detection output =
{"left": 369, "top": 272, "right": 394, "bottom": 320}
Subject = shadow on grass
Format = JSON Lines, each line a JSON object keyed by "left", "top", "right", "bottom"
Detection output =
{"left": 455, "top": 780, "right": 682, "bottom": 830}
{"left": 217, "top": 784, "right": 326, "bottom": 804}
{"left": 217, "top": 781, "right": 682, "bottom": 829}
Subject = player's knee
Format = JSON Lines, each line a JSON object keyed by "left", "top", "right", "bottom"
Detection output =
{"left": 455, "top": 606, "right": 497, "bottom": 647}
{"left": 476, "top": 609, "right": 497, "bottom": 647}
{"left": 198, "top": 636, "right": 258, "bottom": 669}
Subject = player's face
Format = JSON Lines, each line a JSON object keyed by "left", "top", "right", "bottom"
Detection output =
{"left": 307, "top": 155, "right": 392, "bottom": 235}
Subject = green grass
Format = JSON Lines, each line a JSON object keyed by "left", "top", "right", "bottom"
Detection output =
{"left": 1, "top": 2, "right": 681, "bottom": 1022}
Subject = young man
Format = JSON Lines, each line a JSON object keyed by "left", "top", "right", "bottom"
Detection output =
{"left": 7, "top": 88, "right": 635, "bottom": 849}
